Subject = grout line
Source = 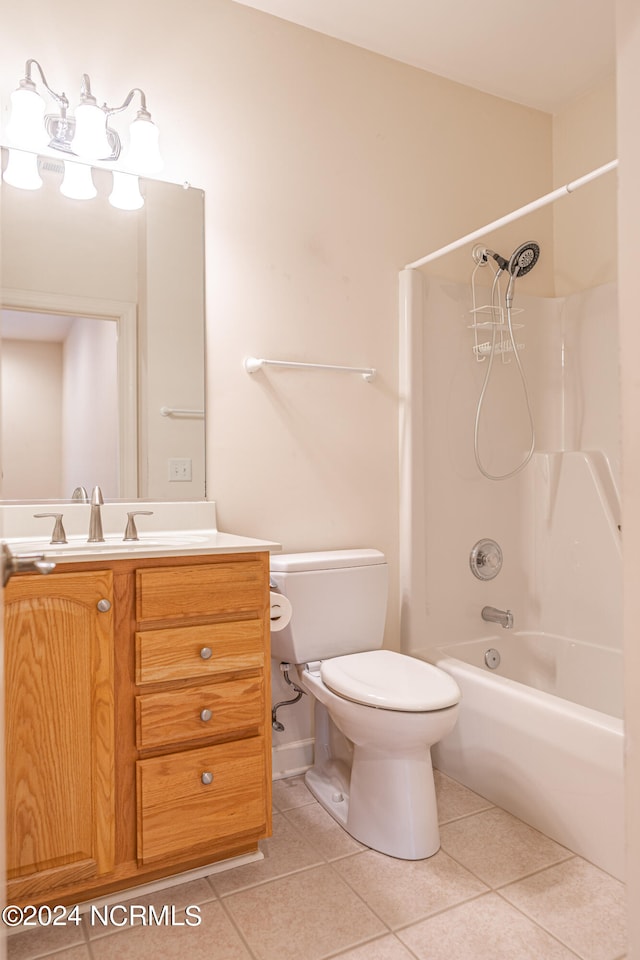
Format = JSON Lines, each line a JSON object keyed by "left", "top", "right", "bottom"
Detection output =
{"left": 492, "top": 888, "right": 586, "bottom": 960}
{"left": 216, "top": 896, "right": 262, "bottom": 960}
{"left": 214, "top": 861, "right": 325, "bottom": 899}
{"left": 81, "top": 916, "right": 97, "bottom": 960}
{"left": 85, "top": 930, "right": 97, "bottom": 960}
{"left": 389, "top": 889, "right": 492, "bottom": 933}
{"left": 321, "top": 856, "right": 395, "bottom": 934}
{"left": 320, "top": 931, "right": 421, "bottom": 960}
{"left": 492, "top": 853, "right": 578, "bottom": 891}
{"left": 437, "top": 804, "right": 496, "bottom": 826}
{"left": 438, "top": 840, "right": 576, "bottom": 892}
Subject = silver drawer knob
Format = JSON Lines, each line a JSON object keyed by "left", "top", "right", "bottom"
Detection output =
{"left": 200, "top": 709, "right": 213, "bottom": 722}
{"left": 199, "top": 647, "right": 213, "bottom": 660}
{"left": 201, "top": 772, "right": 213, "bottom": 785}
{"left": 97, "top": 599, "right": 112, "bottom": 612}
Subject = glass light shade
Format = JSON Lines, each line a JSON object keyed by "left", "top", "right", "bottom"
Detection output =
{"left": 2, "top": 149, "right": 43, "bottom": 190}
{"left": 109, "top": 171, "right": 144, "bottom": 210}
{"left": 70, "top": 101, "right": 111, "bottom": 160}
{"left": 127, "top": 116, "right": 163, "bottom": 174}
{"left": 60, "top": 160, "right": 97, "bottom": 200}
{"left": 6, "top": 86, "right": 49, "bottom": 151}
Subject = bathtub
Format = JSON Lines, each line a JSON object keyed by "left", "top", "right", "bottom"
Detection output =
{"left": 424, "top": 632, "right": 624, "bottom": 880}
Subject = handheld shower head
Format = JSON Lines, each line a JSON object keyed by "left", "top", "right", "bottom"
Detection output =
{"left": 508, "top": 241, "right": 539, "bottom": 277}
{"left": 506, "top": 241, "right": 540, "bottom": 306}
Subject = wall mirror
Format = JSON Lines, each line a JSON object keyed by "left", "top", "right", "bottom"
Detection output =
{"left": 0, "top": 147, "right": 206, "bottom": 502}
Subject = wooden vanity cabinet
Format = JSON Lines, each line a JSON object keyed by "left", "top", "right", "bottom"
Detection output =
{"left": 4, "top": 551, "right": 272, "bottom": 907}
{"left": 4, "top": 570, "right": 115, "bottom": 903}
{"left": 134, "top": 558, "right": 271, "bottom": 866}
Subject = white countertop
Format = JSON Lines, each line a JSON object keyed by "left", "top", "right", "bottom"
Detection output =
{"left": 1, "top": 501, "right": 281, "bottom": 563}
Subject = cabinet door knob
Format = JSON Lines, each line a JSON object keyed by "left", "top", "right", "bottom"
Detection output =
{"left": 201, "top": 772, "right": 214, "bottom": 785}
{"left": 199, "top": 647, "right": 213, "bottom": 660}
{"left": 200, "top": 709, "right": 213, "bottom": 722}
{"left": 97, "top": 599, "right": 112, "bottom": 612}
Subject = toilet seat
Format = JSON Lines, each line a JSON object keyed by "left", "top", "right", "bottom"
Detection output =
{"left": 320, "top": 649, "right": 460, "bottom": 712}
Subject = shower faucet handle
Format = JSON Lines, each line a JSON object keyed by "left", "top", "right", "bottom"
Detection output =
{"left": 469, "top": 539, "right": 503, "bottom": 580}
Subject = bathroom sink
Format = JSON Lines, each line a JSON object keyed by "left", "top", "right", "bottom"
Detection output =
{"left": 9, "top": 534, "right": 211, "bottom": 555}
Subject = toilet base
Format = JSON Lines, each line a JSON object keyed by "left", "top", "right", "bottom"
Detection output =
{"left": 305, "top": 747, "right": 441, "bottom": 860}
{"left": 305, "top": 761, "right": 351, "bottom": 831}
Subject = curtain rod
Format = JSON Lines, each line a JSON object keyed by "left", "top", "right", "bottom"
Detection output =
{"left": 404, "top": 159, "right": 619, "bottom": 271}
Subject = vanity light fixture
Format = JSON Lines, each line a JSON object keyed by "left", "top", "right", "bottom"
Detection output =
{"left": 109, "top": 171, "right": 144, "bottom": 210}
{"left": 5, "top": 59, "right": 163, "bottom": 173}
{"left": 2, "top": 148, "right": 42, "bottom": 190}
{"left": 60, "top": 159, "right": 97, "bottom": 201}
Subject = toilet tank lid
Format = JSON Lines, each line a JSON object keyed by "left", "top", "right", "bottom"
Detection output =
{"left": 270, "top": 549, "right": 385, "bottom": 572}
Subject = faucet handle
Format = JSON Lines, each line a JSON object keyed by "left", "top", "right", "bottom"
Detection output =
{"left": 33, "top": 513, "right": 67, "bottom": 544}
{"left": 123, "top": 511, "right": 154, "bottom": 542}
{"left": 91, "top": 485, "right": 104, "bottom": 505}
{"left": 71, "top": 486, "right": 89, "bottom": 502}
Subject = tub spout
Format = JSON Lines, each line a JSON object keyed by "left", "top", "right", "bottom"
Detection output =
{"left": 482, "top": 606, "right": 514, "bottom": 629}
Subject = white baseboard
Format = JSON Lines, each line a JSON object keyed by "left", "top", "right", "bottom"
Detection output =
{"left": 272, "top": 737, "right": 314, "bottom": 780}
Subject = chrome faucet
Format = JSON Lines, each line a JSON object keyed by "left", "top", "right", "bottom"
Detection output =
{"left": 88, "top": 486, "right": 105, "bottom": 542}
{"left": 481, "top": 605, "right": 514, "bottom": 630}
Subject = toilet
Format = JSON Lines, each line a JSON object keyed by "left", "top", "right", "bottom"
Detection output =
{"left": 270, "top": 548, "right": 461, "bottom": 860}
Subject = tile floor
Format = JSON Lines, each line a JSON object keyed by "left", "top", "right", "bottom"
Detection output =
{"left": 6, "top": 771, "right": 628, "bottom": 960}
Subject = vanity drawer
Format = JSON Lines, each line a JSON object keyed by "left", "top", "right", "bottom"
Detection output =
{"left": 136, "top": 560, "right": 266, "bottom": 623}
{"left": 136, "top": 738, "right": 266, "bottom": 864}
{"left": 136, "top": 620, "right": 264, "bottom": 684}
{"left": 136, "top": 677, "right": 264, "bottom": 749}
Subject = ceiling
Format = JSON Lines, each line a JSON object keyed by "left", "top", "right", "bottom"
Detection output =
{"left": 232, "top": 0, "right": 615, "bottom": 114}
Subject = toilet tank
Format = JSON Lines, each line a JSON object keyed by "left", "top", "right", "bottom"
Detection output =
{"left": 269, "top": 549, "right": 388, "bottom": 663}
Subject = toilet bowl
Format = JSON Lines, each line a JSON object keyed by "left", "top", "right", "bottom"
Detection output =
{"left": 270, "top": 550, "right": 461, "bottom": 860}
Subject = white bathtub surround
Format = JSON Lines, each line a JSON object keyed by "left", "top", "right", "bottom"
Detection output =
{"left": 429, "top": 638, "right": 624, "bottom": 879}
{"left": 439, "top": 633, "right": 622, "bottom": 718}
{"left": 399, "top": 272, "right": 624, "bottom": 879}
{"left": 528, "top": 451, "right": 621, "bottom": 650}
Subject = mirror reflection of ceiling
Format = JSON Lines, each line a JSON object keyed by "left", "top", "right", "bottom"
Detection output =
{"left": 2, "top": 308, "right": 74, "bottom": 341}
{"left": 0, "top": 149, "right": 206, "bottom": 503}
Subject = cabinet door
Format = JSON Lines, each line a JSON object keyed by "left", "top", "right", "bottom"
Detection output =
{"left": 5, "top": 570, "right": 115, "bottom": 901}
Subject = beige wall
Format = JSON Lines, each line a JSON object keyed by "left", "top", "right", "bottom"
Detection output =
{"left": 552, "top": 76, "right": 617, "bottom": 296}
{"left": 1, "top": 339, "right": 63, "bottom": 498}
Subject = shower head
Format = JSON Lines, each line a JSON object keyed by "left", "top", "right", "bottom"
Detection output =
{"left": 506, "top": 241, "right": 540, "bottom": 307}
{"left": 508, "top": 241, "right": 540, "bottom": 277}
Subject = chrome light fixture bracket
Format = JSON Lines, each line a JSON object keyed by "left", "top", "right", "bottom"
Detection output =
{"left": 45, "top": 114, "right": 121, "bottom": 160}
